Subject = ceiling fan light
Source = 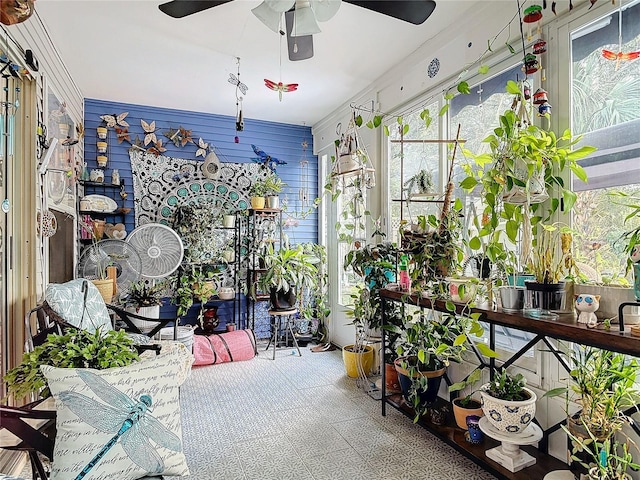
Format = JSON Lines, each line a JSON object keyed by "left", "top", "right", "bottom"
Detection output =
{"left": 291, "top": 4, "right": 321, "bottom": 36}
{"left": 265, "top": 0, "right": 296, "bottom": 13}
{"left": 311, "top": 0, "right": 341, "bottom": 22}
{"left": 251, "top": 1, "right": 283, "bottom": 34}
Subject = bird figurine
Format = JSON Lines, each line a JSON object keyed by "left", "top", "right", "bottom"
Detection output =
{"left": 251, "top": 144, "right": 287, "bottom": 172}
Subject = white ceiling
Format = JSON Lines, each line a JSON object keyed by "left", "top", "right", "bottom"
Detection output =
{"left": 35, "top": 0, "right": 477, "bottom": 126}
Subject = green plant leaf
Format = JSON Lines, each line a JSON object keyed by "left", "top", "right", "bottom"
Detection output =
{"left": 402, "top": 124, "right": 410, "bottom": 135}
{"left": 373, "top": 115, "right": 382, "bottom": 128}
{"left": 506, "top": 42, "right": 515, "bottom": 54}
{"left": 506, "top": 80, "right": 521, "bottom": 95}
{"left": 477, "top": 343, "right": 499, "bottom": 358}
{"left": 453, "top": 334, "right": 467, "bottom": 346}
{"left": 478, "top": 65, "right": 490, "bottom": 75}
{"left": 365, "top": 121, "right": 374, "bottom": 129}
{"left": 383, "top": 125, "right": 390, "bottom": 136}
{"left": 457, "top": 81, "right": 471, "bottom": 94}
{"left": 444, "top": 92, "right": 455, "bottom": 101}
{"left": 563, "top": 189, "right": 577, "bottom": 212}
{"left": 460, "top": 177, "right": 478, "bottom": 190}
{"left": 354, "top": 115, "right": 363, "bottom": 127}
{"left": 506, "top": 220, "right": 519, "bottom": 243}
{"left": 469, "top": 236, "right": 482, "bottom": 250}
{"left": 439, "top": 104, "right": 450, "bottom": 117}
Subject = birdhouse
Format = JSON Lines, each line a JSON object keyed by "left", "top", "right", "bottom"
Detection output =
{"left": 533, "top": 88, "right": 548, "bottom": 105}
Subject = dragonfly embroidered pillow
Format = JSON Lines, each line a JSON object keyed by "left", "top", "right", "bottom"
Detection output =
{"left": 42, "top": 342, "right": 193, "bottom": 479}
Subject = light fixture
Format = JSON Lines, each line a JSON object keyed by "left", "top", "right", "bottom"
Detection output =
{"left": 252, "top": 0, "right": 341, "bottom": 36}
{"left": 291, "top": 0, "right": 321, "bottom": 36}
{"left": 251, "top": 1, "right": 285, "bottom": 34}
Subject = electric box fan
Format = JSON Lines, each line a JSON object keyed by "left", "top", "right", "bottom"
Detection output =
{"left": 77, "top": 239, "right": 143, "bottom": 296}
{"left": 126, "top": 223, "right": 184, "bottom": 279}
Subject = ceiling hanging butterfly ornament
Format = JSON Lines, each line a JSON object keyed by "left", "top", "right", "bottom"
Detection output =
{"left": 602, "top": 0, "right": 640, "bottom": 71}
{"left": 229, "top": 57, "right": 248, "bottom": 143}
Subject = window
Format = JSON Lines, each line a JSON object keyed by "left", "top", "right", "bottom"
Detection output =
{"left": 570, "top": 0, "right": 640, "bottom": 283}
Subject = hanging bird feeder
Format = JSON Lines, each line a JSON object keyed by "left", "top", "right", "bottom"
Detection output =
{"left": 533, "top": 39, "right": 547, "bottom": 55}
{"left": 523, "top": 53, "right": 540, "bottom": 75}
{"left": 523, "top": 5, "right": 543, "bottom": 40}
{"left": 533, "top": 88, "right": 548, "bottom": 105}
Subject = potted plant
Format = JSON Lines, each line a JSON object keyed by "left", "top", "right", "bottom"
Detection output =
{"left": 118, "top": 280, "right": 166, "bottom": 332}
{"left": 525, "top": 223, "right": 575, "bottom": 316}
{"left": 563, "top": 420, "right": 640, "bottom": 480}
{"left": 394, "top": 303, "right": 488, "bottom": 422}
{"left": 342, "top": 285, "right": 376, "bottom": 378}
{"left": 222, "top": 208, "right": 236, "bottom": 228}
{"left": 479, "top": 368, "right": 537, "bottom": 434}
{"left": 255, "top": 243, "right": 319, "bottom": 311}
{"left": 3, "top": 328, "right": 139, "bottom": 400}
{"left": 249, "top": 177, "right": 268, "bottom": 209}
{"left": 544, "top": 345, "right": 640, "bottom": 442}
{"left": 264, "top": 172, "right": 286, "bottom": 209}
{"left": 171, "top": 264, "right": 219, "bottom": 324}
{"left": 448, "top": 369, "right": 485, "bottom": 430}
{"left": 403, "top": 168, "right": 435, "bottom": 198}
{"left": 300, "top": 243, "right": 332, "bottom": 349}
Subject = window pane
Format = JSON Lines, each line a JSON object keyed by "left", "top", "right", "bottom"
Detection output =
{"left": 571, "top": 1, "right": 640, "bottom": 282}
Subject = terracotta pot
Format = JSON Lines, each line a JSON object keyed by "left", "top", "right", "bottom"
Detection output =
{"left": 452, "top": 397, "right": 484, "bottom": 430}
{"left": 385, "top": 362, "right": 401, "bottom": 394}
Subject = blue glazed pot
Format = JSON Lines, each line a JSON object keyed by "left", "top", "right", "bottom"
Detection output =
{"left": 394, "top": 357, "right": 445, "bottom": 407}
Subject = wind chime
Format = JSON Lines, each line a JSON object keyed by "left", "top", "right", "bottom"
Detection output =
{"left": 228, "top": 57, "right": 247, "bottom": 143}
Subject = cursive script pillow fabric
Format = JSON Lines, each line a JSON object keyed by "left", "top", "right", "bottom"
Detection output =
{"left": 41, "top": 342, "right": 193, "bottom": 480}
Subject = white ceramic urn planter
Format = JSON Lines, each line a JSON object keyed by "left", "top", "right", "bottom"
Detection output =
{"left": 480, "top": 384, "right": 537, "bottom": 435}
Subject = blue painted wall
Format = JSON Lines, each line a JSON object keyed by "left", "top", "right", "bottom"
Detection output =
{"left": 83, "top": 98, "right": 318, "bottom": 334}
{"left": 83, "top": 98, "right": 318, "bottom": 244}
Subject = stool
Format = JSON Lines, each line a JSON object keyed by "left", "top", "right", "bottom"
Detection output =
{"left": 265, "top": 309, "right": 301, "bottom": 360}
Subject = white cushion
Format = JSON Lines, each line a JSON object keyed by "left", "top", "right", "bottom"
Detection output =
{"left": 45, "top": 279, "right": 112, "bottom": 334}
{"left": 41, "top": 342, "right": 193, "bottom": 480}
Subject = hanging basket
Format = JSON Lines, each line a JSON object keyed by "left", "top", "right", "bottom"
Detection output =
{"left": 502, "top": 158, "right": 548, "bottom": 205}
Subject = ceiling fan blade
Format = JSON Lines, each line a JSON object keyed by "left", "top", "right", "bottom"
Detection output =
{"left": 345, "top": 0, "right": 436, "bottom": 25}
{"left": 158, "top": 0, "right": 233, "bottom": 18}
{"left": 285, "top": 9, "right": 314, "bottom": 61}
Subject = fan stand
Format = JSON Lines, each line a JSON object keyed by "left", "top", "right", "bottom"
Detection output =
{"left": 479, "top": 417, "right": 542, "bottom": 473}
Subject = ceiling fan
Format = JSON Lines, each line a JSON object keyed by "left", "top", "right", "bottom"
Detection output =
{"left": 158, "top": 0, "right": 437, "bottom": 61}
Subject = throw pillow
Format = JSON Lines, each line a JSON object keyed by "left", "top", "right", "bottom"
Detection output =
{"left": 45, "top": 279, "right": 112, "bottom": 334}
{"left": 41, "top": 342, "right": 193, "bottom": 480}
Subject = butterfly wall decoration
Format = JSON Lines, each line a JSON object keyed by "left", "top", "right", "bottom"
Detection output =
{"left": 177, "top": 127, "right": 193, "bottom": 147}
{"left": 115, "top": 126, "right": 131, "bottom": 144}
{"left": 195, "top": 138, "right": 209, "bottom": 157}
{"left": 228, "top": 72, "right": 248, "bottom": 96}
{"left": 264, "top": 78, "right": 298, "bottom": 102}
{"left": 251, "top": 144, "right": 287, "bottom": 172}
{"left": 140, "top": 119, "right": 158, "bottom": 146}
{"left": 147, "top": 139, "right": 167, "bottom": 156}
{"left": 100, "top": 112, "right": 129, "bottom": 128}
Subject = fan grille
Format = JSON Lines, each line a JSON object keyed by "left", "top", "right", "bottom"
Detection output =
{"left": 77, "top": 239, "right": 143, "bottom": 295}
{"left": 126, "top": 223, "right": 184, "bottom": 279}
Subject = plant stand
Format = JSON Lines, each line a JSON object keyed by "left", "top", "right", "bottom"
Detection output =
{"left": 479, "top": 417, "right": 542, "bottom": 473}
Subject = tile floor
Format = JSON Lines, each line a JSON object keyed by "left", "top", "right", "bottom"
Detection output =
{"left": 177, "top": 342, "right": 498, "bottom": 480}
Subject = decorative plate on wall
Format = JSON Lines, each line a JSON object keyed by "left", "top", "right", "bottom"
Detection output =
{"left": 80, "top": 194, "right": 118, "bottom": 213}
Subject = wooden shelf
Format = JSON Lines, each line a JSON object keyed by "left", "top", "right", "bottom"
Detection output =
{"left": 381, "top": 288, "right": 640, "bottom": 357}
{"left": 384, "top": 395, "right": 568, "bottom": 480}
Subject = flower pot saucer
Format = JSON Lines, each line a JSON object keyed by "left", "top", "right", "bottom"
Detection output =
{"left": 479, "top": 416, "right": 542, "bottom": 473}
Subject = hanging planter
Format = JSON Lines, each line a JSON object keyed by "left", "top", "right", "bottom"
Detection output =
{"left": 502, "top": 156, "right": 548, "bottom": 205}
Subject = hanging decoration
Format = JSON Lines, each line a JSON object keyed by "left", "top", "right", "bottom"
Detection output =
{"left": 522, "top": 4, "right": 543, "bottom": 41}
{"left": 265, "top": 29, "right": 299, "bottom": 102}
{"left": 0, "top": 0, "right": 34, "bottom": 25}
{"left": 331, "top": 111, "right": 376, "bottom": 188}
{"left": 229, "top": 57, "right": 247, "bottom": 143}
{"left": 533, "top": 39, "right": 547, "bottom": 55}
{"left": 602, "top": 0, "right": 640, "bottom": 71}
{"left": 251, "top": 144, "right": 286, "bottom": 172}
{"left": 115, "top": 126, "right": 130, "bottom": 144}
{"left": 264, "top": 79, "right": 299, "bottom": 101}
